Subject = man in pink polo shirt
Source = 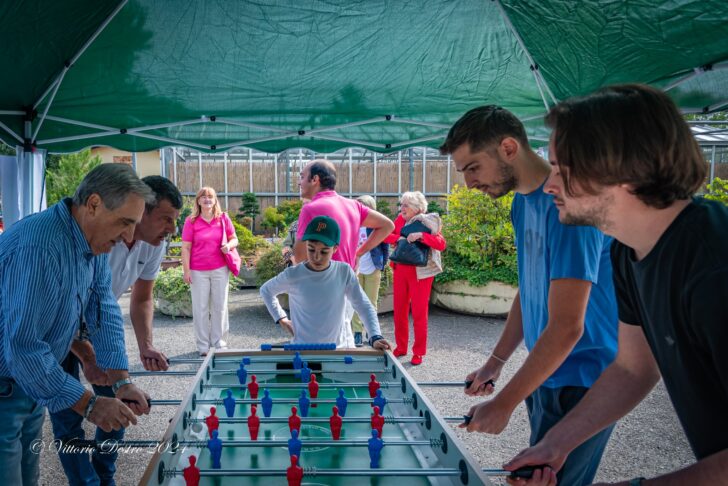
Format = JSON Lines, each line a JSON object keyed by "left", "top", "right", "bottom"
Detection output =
{"left": 293, "top": 160, "right": 394, "bottom": 345}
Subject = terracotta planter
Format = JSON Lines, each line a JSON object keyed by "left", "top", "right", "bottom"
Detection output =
{"left": 431, "top": 279, "right": 516, "bottom": 317}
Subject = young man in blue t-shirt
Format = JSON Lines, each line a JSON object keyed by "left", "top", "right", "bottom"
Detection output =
{"left": 440, "top": 106, "right": 618, "bottom": 485}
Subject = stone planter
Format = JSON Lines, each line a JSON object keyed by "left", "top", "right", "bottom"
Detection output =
{"left": 160, "top": 257, "right": 181, "bottom": 270}
{"left": 155, "top": 296, "right": 193, "bottom": 318}
{"left": 235, "top": 266, "right": 258, "bottom": 288}
{"left": 430, "top": 279, "right": 517, "bottom": 317}
{"left": 377, "top": 285, "right": 394, "bottom": 314}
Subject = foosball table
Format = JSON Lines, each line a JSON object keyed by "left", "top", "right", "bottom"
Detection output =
{"left": 138, "top": 347, "right": 498, "bottom": 486}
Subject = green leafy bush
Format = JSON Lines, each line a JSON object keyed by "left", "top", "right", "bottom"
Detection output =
{"left": 261, "top": 206, "right": 286, "bottom": 233}
{"left": 705, "top": 177, "right": 728, "bottom": 206}
{"left": 255, "top": 244, "right": 287, "bottom": 286}
{"left": 376, "top": 199, "right": 395, "bottom": 221}
{"left": 277, "top": 199, "right": 303, "bottom": 226}
{"left": 437, "top": 185, "right": 518, "bottom": 286}
{"left": 46, "top": 149, "right": 102, "bottom": 205}
{"left": 427, "top": 200, "right": 445, "bottom": 215}
{"left": 153, "top": 266, "right": 192, "bottom": 317}
{"left": 232, "top": 218, "right": 260, "bottom": 256}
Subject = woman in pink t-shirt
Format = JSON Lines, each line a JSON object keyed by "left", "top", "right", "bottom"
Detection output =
{"left": 181, "top": 187, "right": 238, "bottom": 356}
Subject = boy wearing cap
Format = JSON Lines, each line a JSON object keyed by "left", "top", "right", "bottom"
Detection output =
{"left": 260, "top": 216, "right": 391, "bottom": 350}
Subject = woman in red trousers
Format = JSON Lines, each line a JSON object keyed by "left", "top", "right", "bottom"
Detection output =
{"left": 384, "top": 191, "right": 446, "bottom": 366}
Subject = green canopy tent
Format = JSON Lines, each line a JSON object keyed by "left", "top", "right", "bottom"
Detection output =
{"left": 1, "top": 0, "right": 727, "bottom": 223}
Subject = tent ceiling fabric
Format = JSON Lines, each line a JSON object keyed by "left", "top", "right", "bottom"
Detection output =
{"left": 1, "top": 0, "right": 727, "bottom": 154}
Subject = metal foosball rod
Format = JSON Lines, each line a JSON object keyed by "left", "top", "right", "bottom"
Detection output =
{"left": 187, "top": 416, "right": 426, "bottom": 425}
{"left": 135, "top": 397, "right": 410, "bottom": 407}
{"left": 165, "top": 467, "right": 469, "bottom": 478}
{"left": 130, "top": 369, "right": 390, "bottom": 377}
{"left": 168, "top": 356, "right": 385, "bottom": 365}
{"left": 203, "top": 382, "right": 398, "bottom": 390}
{"left": 59, "top": 438, "right": 438, "bottom": 449}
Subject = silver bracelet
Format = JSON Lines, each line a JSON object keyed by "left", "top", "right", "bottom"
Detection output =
{"left": 490, "top": 352, "right": 508, "bottom": 364}
{"left": 111, "top": 377, "right": 133, "bottom": 394}
{"left": 83, "top": 395, "right": 98, "bottom": 419}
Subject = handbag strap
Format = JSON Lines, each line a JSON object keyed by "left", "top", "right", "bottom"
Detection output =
{"left": 221, "top": 213, "right": 229, "bottom": 245}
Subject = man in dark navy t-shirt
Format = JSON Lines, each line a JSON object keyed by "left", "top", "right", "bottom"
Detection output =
{"left": 506, "top": 84, "right": 728, "bottom": 485}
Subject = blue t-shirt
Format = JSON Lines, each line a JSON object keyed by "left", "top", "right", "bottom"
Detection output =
{"left": 511, "top": 183, "right": 618, "bottom": 389}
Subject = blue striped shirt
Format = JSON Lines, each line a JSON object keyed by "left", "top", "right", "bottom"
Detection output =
{"left": 0, "top": 199, "right": 128, "bottom": 412}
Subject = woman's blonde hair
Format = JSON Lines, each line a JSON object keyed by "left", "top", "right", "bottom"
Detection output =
{"left": 399, "top": 191, "right": 427, "bottom": 214}
{"left": 356, "top": 194, "right": 376, "bottom": 210}
{"left": 191, "top": 186, "right": 223, "bottom": 221}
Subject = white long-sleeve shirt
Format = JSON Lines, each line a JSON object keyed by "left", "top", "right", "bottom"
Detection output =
{"left": 260, "top": 261, "right": 381, "bottom": 348}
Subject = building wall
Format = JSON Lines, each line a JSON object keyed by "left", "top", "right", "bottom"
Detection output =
{"left": 91, "top": 147, "right": 161, "bottom": 178}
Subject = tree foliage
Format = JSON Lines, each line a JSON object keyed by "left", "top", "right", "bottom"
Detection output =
{"left": 705, "top": 177, "right": 728, "bottom": 206}
{"left": 46, "top": 149, "right": 102, "bottom": 205}
{"left": 437, "top": 185, "right": 518, "bottom": 286}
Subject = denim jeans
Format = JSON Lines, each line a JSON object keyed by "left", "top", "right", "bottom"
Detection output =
{"left": 526, "top": 385, "right": 615, "bottom": 486}
{"left": 49, "top": 354, "right": 124, "bottom": 486}
{"left": 0, "top": 376, "right": 45, "bottom": 486}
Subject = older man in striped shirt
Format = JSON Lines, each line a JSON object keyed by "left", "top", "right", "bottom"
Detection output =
{"left": 0, "top": 163, "right": 154, "bottom": 485}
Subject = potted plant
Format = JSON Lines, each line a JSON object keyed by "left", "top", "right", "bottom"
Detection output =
{"left": 153, "top": 266, "right": 193, "bottom": 317}
{"left": 431, "top": 185, "right": 518, "bottom": 316}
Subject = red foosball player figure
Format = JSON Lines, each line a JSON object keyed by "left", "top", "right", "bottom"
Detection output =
{"left": 248, "top": 375, "right": 259, "bottom": 400}
{"left": 329, "top": 406, "right": 343, "bottom": 440}
{"left": 248, "top": 405, "right": 261, "bottom": 440}
{"left": 371, "top": 405, "right": 385, "bottom": 438}
{"left": 287, "top": 454, "right": 304, "bottom": 486}
{"left": 183, "top": 455, "right": 200, "bottom": 486}
{"left": 205, "top": 406, "right": 220, "bottom": 438}
{"left": 368, "top": 374, "right": 380, "bottom": 398}
{"left": 308, "top": 374, "right": 319, "bottom": 408}
{"left": 288, "top": 406, "right": 301, "bottom": 434}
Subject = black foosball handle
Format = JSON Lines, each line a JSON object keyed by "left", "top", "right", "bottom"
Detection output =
{"left": 121, "top": 398, "right": 152, "bottom": 410}
{"left": 463, "top": 379, "right": 495, "bottom": 390}
{"left": 509, "top": 464, "right": 551, "bottom": 479}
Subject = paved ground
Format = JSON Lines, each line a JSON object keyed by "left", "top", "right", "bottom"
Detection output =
{"left": 38, "top": 289, "right": 693, "bottom": 485}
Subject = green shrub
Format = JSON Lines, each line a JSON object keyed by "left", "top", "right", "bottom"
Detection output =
{"left": 705, "top": 177, "right": 728, "bottom": 206}
{"left": 153, "top": 266, "right": 192, "bottom": 317}
{"left": 232, "top": 218, "right": 259, "bottom": 256}
{"left": 437, "top": 185, "right": 518, "bottom": 286}
{"left": 277, "top": 199, "right": 303, "bottom": 225}
{"left": 255, "top": 244, "right": 287, "bottom": 286}
{"left": 261, "top": 206, "right": 286, "bottom": 233}
{"left": 46, "top": 149, "right": 102, "bottom": 205}
{"left": 376, "top": 200, "right": 395, "bottom": 221}
{"left": 427, "top": 200, "right": 445, "bottom": 215}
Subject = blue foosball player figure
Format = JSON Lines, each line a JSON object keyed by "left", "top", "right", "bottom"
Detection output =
{"left": 300, "top": 362, "right": 312, "bottom": 383}
{"left": 207, "top": 430, "right": 223, "bottom": 469}
{"left": 293, "top": 351, "right": 303, "bottom": 370}
{"left": 261, "top": 389, "right": 273, "bottom": 417}
{"left": 222, "top": 389, "right": 236, "bottom": 418}
{"left": 373, "top": 389, "right": 387, "bottom": 414}
{"left": 288, "top": 428, "right": 302, "bottom": 458}
{"left": 298, "top": 389, "right": 311, "bottom": 417}
{"left": 336, "top": 389, "right": 348, "bottom": 417}
{"left": 236, "top": 363, "right": 248, "bottom": 385}
{"left": 368, "top": 429, "right": 384, "bottom": 468}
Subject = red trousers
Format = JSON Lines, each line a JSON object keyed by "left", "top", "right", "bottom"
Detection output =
{"left": 392, "top": 264, "right": 434, "bottom": 356}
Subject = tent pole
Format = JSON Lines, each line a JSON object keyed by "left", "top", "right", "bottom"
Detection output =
{"left": 390, "top": 119, "right": 451, "bottom": 130}
{"left": 32, "top": 0, "right": 128, "bottom": 110}
{"left": 446, "top": 155, "right": 451, "bottom": 211}
{"left": 710, "top": 145, "right": 716, "bottom": 185}
{"left": 305, "top": 117, "right": 385, "bottom": 135}
{"left": 664, "top": 62, "right": 728, "bottom": 93}
{"left": 494, "top": 0, "right": 558, "bottom": 106}
{"left": 215, "top": 118, "right": 289, "bottom": 133}
{"left": 408, "top": 149, "right": 414, "bottom": 191}
{"left": 32, "top": 70, "right": 66, "bottom": 142}
{"left": 389, "top": 133, "right": 446, "bottom": 149}
{"left": 0, "top": 121, "right": 23, "bottom": 144}
{"left": 160, "top": 148, "right": 165, "bottom": 178}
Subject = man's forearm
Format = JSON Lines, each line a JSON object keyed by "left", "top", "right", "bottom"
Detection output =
{"left": 496, "top": 317, "right": 582, "bottom": 408}
{"left": 130, "top": 299, "right": 154, "bottom": 351}
{"left": 356, "top": 227, "right": 390, "bottom": 257}
{"left": 70, "top": 339, "right": 96, "bottom": 362}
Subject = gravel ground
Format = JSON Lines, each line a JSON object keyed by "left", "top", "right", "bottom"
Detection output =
{"left": 38, "top": 289, "right": 693, "bottom": 485}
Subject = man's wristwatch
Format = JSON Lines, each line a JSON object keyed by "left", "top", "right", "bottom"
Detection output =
{"left": 83, "top": 395, "right": 98, "bottom": 419}
{"left": 628, "top": 477, "right": 645, "bottom": 486}
{"left": 111, "top": 378, "right": 133, "bottom": 394}
{"left": 369, "top": 335, "right": 384, "bottom": 346}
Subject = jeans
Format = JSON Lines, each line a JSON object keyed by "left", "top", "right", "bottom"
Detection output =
{"left": 49, "top": 354, "right": 124, "bottom": 486}
{"left": 0, "top": 376, "right": 45, "bottom": 486}
{"left": 526, "top": 385, "right": 615, "bottom": 486}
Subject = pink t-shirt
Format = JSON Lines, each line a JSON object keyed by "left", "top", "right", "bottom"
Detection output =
{"left": 182, "top": 212, "right": 236, "bottom": 271}
{"left": 296, "top": 191, "right": 370, "bottom": 268}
